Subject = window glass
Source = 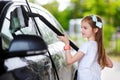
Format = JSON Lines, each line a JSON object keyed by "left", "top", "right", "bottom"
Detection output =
{"left": 30, "top": 6, "right": 63, "bottom": 44}
{"left": 1, "top": 5, "right": 38, "bottom": 49}
{"left": 31, "top": 5, "right": 64, "bottom": 31}
{"left": 34, "top": 17, "right": 59, "bottom": 44}
{"left": 1, "top": 6, "right": 17, "bottom": 49}
{"left": 12, "top": 6, "right": 37, "bottom": 36}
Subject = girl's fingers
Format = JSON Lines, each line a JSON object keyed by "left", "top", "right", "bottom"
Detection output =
{"left": 57, "top": 35, "right": 70, "bottom": 45}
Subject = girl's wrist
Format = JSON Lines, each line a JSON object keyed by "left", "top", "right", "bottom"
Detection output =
{"left": 65, "top": 42, "right": 69, "bottom": 46}
{"left": 64, "top": 45, "right": 71, "bottom": 50}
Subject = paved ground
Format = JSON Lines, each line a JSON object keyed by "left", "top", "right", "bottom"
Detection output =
{"left": 101, "top": 62, "right": 120, "bottom": 80}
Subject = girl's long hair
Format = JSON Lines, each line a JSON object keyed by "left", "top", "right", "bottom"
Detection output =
{"left": 82, "top": 15, "right": 106, "bottom": 69}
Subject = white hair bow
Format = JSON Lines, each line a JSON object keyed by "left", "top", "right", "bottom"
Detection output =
{"left": 91, "top": 15, "right": 102, "bottom": 28}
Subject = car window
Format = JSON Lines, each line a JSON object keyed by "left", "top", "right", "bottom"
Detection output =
{"left": 10, "top": 6, "right": 38, "bottom": 36}
{"left": 1, "top": 5, "right": 37, "bottom": 49}
{"left": 30, "top": 5, "right": 63, "bottom": 31}
{"left": 30, "top": 5, "right": 64, "bottom": 45}
{"left": 34, "top": 17, "right": 59, "bottom": 44}
{"left": 1, "top": 5, "right": 17, "bottom": 49}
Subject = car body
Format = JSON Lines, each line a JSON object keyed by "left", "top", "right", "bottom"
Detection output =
{"left": 0, "top": 0, "right": 78, "bottom": 80}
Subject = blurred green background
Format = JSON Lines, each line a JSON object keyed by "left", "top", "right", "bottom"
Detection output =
{"left": 29, "top": 0, "right": 120, "bottom": 58}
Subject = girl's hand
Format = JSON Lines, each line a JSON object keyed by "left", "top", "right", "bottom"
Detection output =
{"left": 105, "top": 55, "right": 113, "bottom": 68}
{"left": 57, "top": 34, "right": 69, "bottom": 45}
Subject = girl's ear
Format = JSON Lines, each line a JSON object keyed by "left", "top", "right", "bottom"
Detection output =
{"left": 93, "top": 28, "right": 98, "bottom": 33}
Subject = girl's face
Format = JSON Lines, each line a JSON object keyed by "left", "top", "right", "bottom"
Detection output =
{"left": 81, "top": 21, "right": 96, "bottom": 40}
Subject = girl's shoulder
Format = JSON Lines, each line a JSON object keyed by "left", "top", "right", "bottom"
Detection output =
{"left": 78, "top": 40, "right": 98, "bottom": 54}
{"left": 80, "top": 40, "right": 97, "bottom": 48}
{"left": 88, "top": 40, "right": 97, "bottom": 45}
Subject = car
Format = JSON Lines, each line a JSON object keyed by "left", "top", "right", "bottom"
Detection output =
{"left": 0, "top": 0, "right": 78, "bottom": 80}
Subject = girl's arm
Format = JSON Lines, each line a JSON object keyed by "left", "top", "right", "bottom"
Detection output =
{"left": 105, "top": 55, "right": 113, "bottom": 68}
{"left": 57, "top": 35, "right": 84, "bottom": 65}
{"left": 64, "top": 50, "right": 84, "bottom": 65}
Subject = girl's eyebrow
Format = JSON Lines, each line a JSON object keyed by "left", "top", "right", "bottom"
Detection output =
{"left": 81, "top": 25, "right": 86, "bottom": 28}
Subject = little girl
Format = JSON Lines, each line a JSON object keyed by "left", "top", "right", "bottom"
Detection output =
{"left": 58, "top": 15, "right": 113, "bottom": 80}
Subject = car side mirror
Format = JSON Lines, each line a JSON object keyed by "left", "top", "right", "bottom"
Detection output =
{"left": 8, "top": 35, "right": 48, "bottom": 58}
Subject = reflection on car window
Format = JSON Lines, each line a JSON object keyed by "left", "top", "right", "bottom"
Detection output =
{"left": 11, "top": 6, "right": 37, "bottom": 36}
{"left": 31, "top": 6, "right": 62, "bottom": 44}
{"left": 31, "top": 6, "right": 62, "bottom": 30}
{"left": 34, "top": 17, "right": 59, "bottom": 44}
{"left": 31, "top": 6, "right": 65, "bottom": 32}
